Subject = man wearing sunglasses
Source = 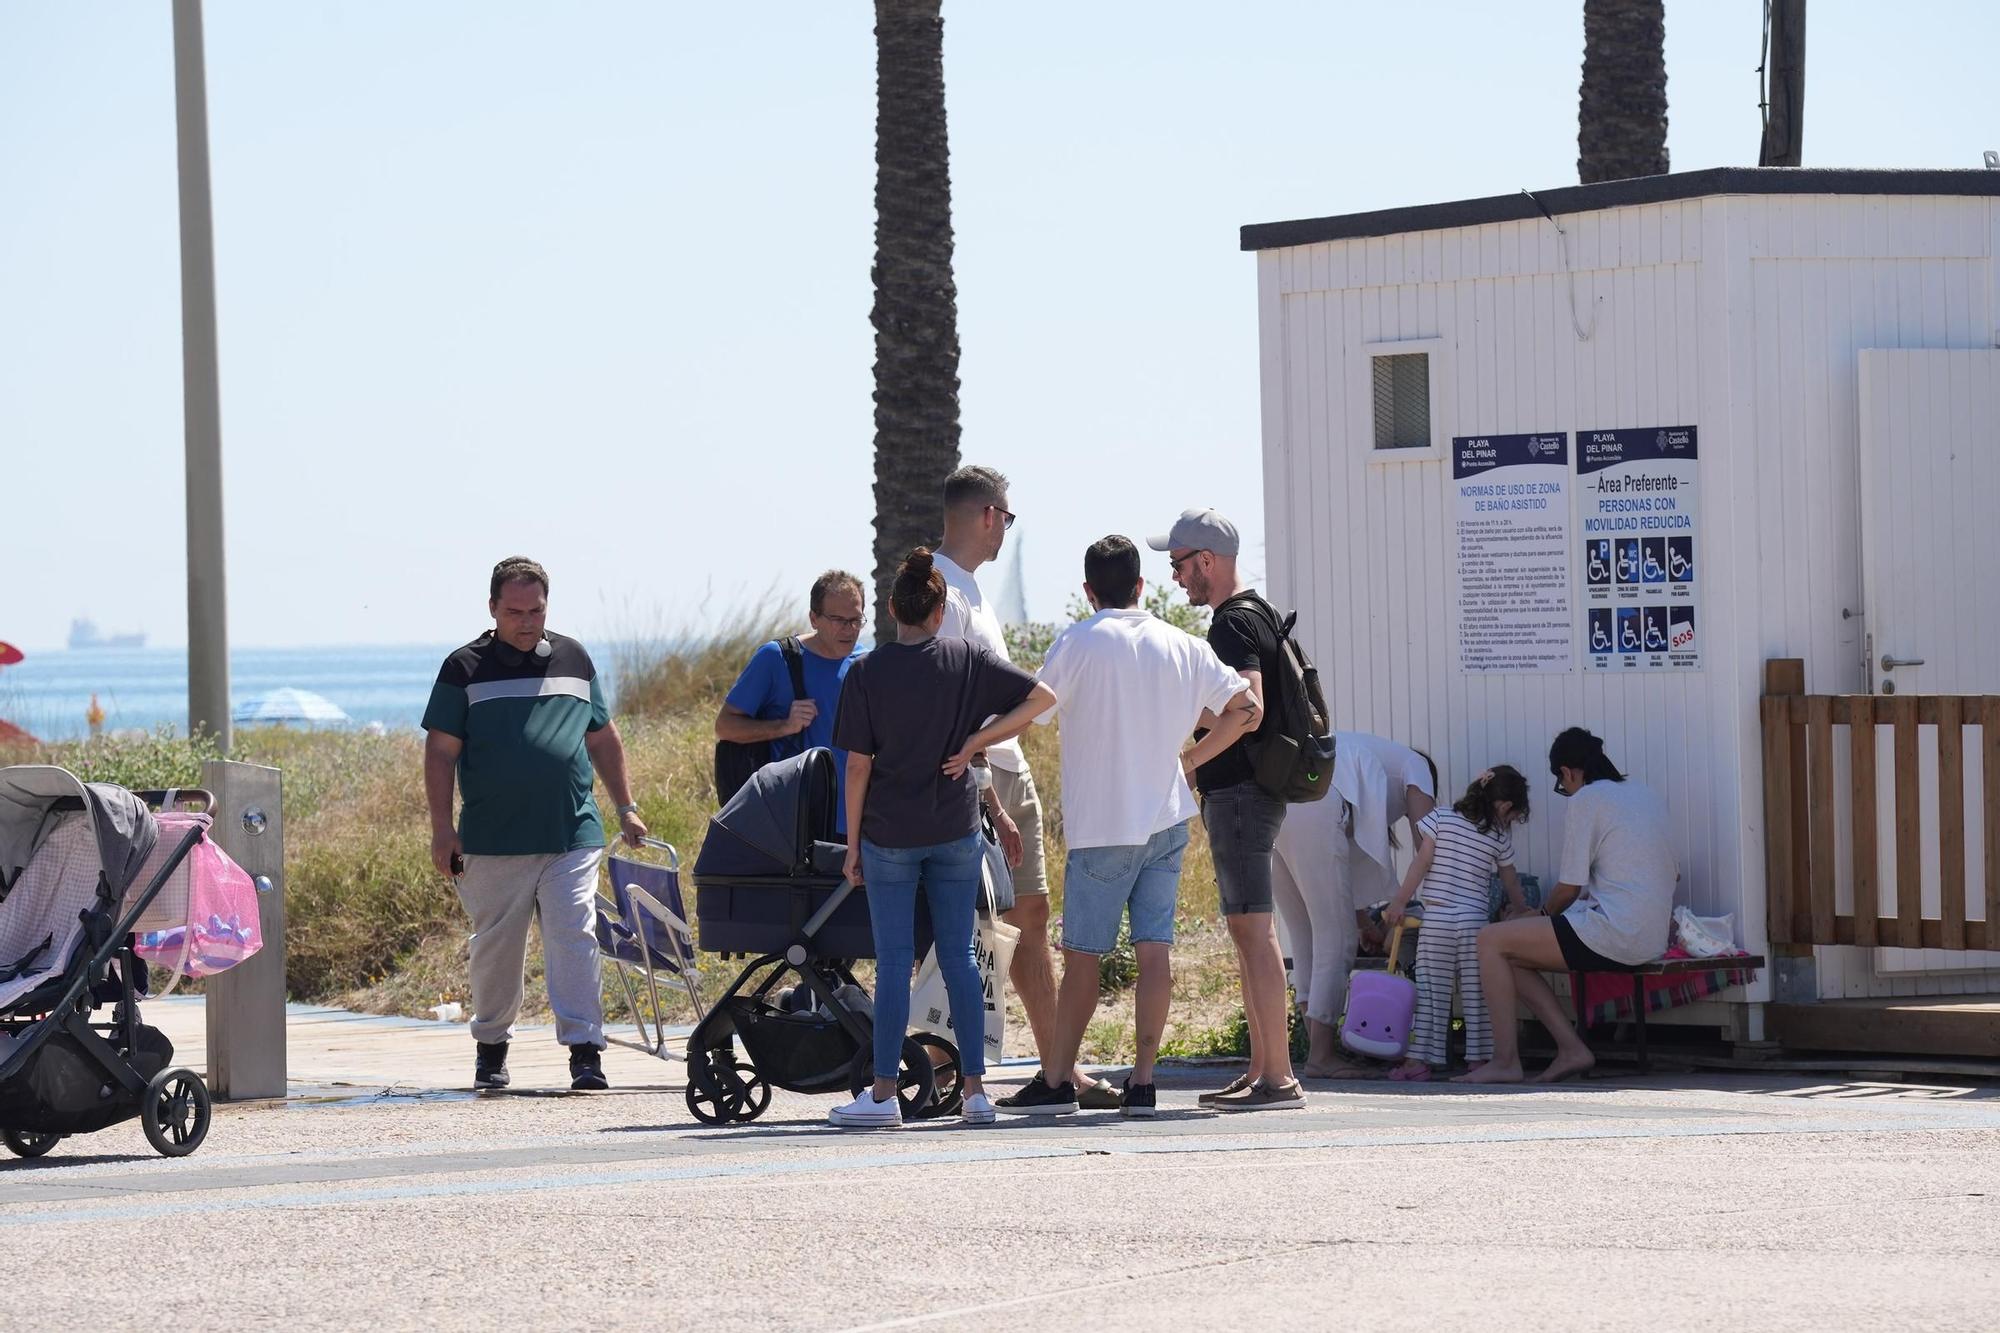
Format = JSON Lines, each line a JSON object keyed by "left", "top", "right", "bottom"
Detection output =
{"left": 936, "top": 466, "right": 1120, "bottom": 1110}
{"left": 716, "top": 569, "right": 868, "bottom": 830}
{"left": 1153, "top": 508, "right": 1305, "bottom": 1111}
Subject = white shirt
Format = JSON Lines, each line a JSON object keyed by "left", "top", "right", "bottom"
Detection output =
{"left": 1557, "top": 778, "right": 1678, "bottom": 964}
{"left": 1033, "top": 608, "right": 1248, "bottom": 849}
{"left": 1335, "top": 732, "right": 1435, "bottom": 827}
{"left": 935, "top": 549, "right": 1024, "bottom": 772}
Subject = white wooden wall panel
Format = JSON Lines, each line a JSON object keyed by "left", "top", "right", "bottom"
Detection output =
{"left": 1257, "top": 192, "right": 1998, "bottom": 1015}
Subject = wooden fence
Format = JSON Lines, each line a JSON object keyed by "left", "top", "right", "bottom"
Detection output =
{"left": 1761, "top": 658, "right": 2000, "bottom": 949}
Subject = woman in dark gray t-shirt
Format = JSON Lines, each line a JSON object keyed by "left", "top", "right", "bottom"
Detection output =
{"left": 827, "top": 548, "right": 1054, "bottom": 1129}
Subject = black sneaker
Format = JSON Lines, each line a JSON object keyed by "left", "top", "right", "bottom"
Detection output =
{"left": 1119, "top": 1077, "right": 1157, "bottom": 1119}
{"left": 995, "top": 1077, "right": 1077, "bottom": 1116}
{"left": 568, "top": 1043, "right": 609, "bottom": 1091}
{"left": 474, "top": 1040, "right": 510, "bottom": 1089}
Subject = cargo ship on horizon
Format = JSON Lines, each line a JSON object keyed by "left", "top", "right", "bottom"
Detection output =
{"left": 68, "top": 618, "right": 146, "bottom": 651}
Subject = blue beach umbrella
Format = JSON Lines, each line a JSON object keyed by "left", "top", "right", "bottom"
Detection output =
{"left": 232, "top": 687, "right": 349, "bottom": 726}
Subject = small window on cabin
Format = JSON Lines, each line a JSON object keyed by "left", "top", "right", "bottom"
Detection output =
{"left": 1371, "top": 353, "right": 1431, "bottom": 450}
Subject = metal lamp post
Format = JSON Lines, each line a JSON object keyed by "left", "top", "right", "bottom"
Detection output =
{"left": 173, "top": 0, "right": 229, "bottom": 755}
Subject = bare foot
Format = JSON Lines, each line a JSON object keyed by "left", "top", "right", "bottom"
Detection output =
{"left": 1300, "top": 1059, "right": 1375, "bottom": 1080}
{"left": 1529, "top": 1048, "right": 1597, "bottom": 1084}
{"left": 1453, "top": 1061, "right": 1524, "bottom": 1084}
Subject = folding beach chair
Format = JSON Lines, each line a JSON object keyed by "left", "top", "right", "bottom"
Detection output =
{"left": 595, "top": 838, "right": 704, "bottom": 1062}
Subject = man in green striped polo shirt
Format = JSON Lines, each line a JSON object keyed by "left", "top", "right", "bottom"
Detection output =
{"left": 422, "top": 556, "right": 646, "bottom": 1092}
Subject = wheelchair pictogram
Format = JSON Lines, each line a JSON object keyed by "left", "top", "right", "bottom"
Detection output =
{"left": 1668, "top": 536, "right": 1694, "bottom": 582}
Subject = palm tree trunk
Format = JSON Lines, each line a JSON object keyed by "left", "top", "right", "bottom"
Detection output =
{"left": 870, "top": 0, "right": 962, "bottom": 644}
{"left": 1758, "top": 0, "right": 1806, "bottom": 167}
{"left": 1577, "top": 0, "right": 1669, "bottom": 184}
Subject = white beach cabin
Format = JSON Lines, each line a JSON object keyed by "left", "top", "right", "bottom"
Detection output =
{"left": 1243, "top": 167, "right": 2000, "bottom": 1052}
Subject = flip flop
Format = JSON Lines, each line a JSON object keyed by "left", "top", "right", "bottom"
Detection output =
{"left": 1388, "top": 1062, "right": 1432, "bottom": 1082}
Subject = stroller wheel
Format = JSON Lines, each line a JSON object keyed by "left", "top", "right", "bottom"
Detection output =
{"left": 2, "top": 1128, "right": 60, "bottom": 1159}
{"left": 141, "top": 1068, "right": 211, "bottom": 1158}
{"left": 909, "top": 1034, "right": 964, "bottom": 1120}
{"left": 848, "top": 1037, "right": 940, "bottom": 1120}
{"left": 685, "top": 1047, "right": 769, "bottom": 1125}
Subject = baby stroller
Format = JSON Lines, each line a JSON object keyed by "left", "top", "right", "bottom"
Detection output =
{"left": 686, "top": 747, "right": 961, "bottom": 1125}
{"left": 0, "top": 767, "right": 218, "bottom": 1158}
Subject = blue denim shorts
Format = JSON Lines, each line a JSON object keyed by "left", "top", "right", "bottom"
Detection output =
{"left": 1201, "top": 781, "right": 1287, "bottom": 916}
{"left": 1060, "top": 822, "right": 1190, "bottom": 955}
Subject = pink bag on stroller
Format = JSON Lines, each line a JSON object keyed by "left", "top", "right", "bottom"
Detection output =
{"left": 133, "top": 816, "right": 263, "bottom": 978}
{"left": 1339, "top": 920, "right": 1416, "bottom": 1060}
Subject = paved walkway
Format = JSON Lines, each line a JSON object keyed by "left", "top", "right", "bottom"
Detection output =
{"left": 144, "top": 995, "right": 689, "bottom": 1096}
{"left": 7, "top": 1000, "right": 1999, "bottom": 1329}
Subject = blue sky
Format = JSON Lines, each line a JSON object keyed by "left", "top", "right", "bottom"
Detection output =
{"left": 3, "top": 1, "right": 1994, "bottom": 649}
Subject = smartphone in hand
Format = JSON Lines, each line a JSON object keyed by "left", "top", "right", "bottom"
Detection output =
{"left": 450, "top": 852, "right": 465, "bottom": 877}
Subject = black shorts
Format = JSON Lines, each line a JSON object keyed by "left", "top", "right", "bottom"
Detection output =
{"left": 1551, "top": 913, "right": 1643, "bottom": 973}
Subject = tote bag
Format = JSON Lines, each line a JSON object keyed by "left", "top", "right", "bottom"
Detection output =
{"left": 909, "top": 868, "right": 1018, "bottom": 1066}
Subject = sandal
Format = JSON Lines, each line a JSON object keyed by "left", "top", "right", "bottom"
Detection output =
{"left": 1388, "top": 1061, "right": 1432, "bottom": 1082}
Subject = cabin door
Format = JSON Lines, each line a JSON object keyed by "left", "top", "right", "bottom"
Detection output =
{"left": 1857, "top": 349, "right": 2000, "bottom": 976}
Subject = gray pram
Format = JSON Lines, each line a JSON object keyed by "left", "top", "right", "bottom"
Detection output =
{"left": 0, "top": 767, "right": 216, "bottom": 1158}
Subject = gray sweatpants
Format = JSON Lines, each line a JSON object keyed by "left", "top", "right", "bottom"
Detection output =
{"left": 456, "top": 847, "right": 604, "bottom": 1048}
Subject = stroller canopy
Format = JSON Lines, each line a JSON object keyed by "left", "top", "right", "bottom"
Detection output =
{"left": 693, "top": 748, "right": 838, "bottom": 880}
{"left": 0, "top": 766, "right": 157, "bottom": 899}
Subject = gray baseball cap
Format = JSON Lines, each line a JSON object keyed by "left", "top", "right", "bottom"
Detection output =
{"left": 1146, "top": 507, "right": 1240, "bottom": 556}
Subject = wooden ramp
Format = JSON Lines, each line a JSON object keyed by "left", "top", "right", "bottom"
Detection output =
{"left": 1770, "top": 995, "right": 2000, "bottom": 1060}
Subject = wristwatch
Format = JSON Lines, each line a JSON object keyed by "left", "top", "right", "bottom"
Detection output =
{"left": 616, "top": 803, "right": 641, "bottom": 818}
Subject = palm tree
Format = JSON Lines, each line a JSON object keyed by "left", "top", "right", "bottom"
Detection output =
{"left": 1577, "top": 0, "right": 1669, "bottom": 184}
{"left": 869, "top": 0, "right": 963, "bottom": 644}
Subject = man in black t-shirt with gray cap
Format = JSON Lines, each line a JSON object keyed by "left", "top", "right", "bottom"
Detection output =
{"left": 1147, "top": 508, "right": 1305, "bottom": 1111}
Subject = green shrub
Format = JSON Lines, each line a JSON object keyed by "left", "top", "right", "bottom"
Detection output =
{"left": 1097, "top": 924, "right": 1139, "bottom": 995}
{"left": 35, "top": 727, "right": 222, "bottom": 790}
{"left": 1159, "top": 1001, "right": 1310, "bottom": 1062}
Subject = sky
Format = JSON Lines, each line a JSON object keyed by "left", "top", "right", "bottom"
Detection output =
{"left": 3, "top": 1, "right": 1996, "bottom": 650}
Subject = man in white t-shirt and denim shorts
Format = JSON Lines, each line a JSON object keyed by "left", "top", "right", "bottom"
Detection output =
{"left": 933, "top": 466, "right": 1118, "bottom": 1108}
{"left": 996, "top": 536, "right": 1258, "bottom": 1117}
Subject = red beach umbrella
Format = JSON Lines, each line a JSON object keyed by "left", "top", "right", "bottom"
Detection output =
{"left": 0, "top": 642, "right": 23, "bottom": 666}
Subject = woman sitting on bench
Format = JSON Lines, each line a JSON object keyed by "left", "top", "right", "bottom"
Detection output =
{"left": 1457, "top": 727, "right": 1677, "bottom": 1085}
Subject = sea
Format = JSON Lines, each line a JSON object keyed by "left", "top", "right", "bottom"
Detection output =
{"left": 0, "top": 644, "right": 463, "bottom": 742}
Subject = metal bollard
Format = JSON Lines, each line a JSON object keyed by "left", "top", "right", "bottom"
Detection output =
{"left": 200, "top": 759, "right": 287, "bottom": 1099}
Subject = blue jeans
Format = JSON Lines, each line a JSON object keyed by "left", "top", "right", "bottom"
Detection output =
{"left": 860, "top": 832, "right": 986, "bottom": 1080}
{"left": 1062, "top": 822, "right": 1191, "bottom": 955}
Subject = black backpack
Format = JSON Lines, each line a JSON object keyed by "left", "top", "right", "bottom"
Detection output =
{"left": 1235, "top": 598, "right": 1337, "bottom": 803}
{"left": 713, "top": 636, "right": 808, "bottom": 806}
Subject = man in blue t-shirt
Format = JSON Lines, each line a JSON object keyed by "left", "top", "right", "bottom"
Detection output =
{"left": 716, "top": 570, "right": 867, "bottom": 830}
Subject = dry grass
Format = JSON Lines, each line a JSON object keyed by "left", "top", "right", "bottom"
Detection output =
{"left": 610, "top": 599, "right": 791, "bottom": 721}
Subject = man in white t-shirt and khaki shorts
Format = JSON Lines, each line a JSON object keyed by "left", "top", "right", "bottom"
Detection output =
{"left": 996, "top": 535, "right": 1257, "bottom": 1116}
{"left": 934, "top": 466, "right": 1118, "bottom": 1108}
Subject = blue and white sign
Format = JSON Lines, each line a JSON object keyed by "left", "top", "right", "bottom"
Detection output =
{"left": 1578, "top": 425, "right": 1699, "bottom": 671}
{"left": 1452, "top": 432, "right": 1573, "bottom": 672}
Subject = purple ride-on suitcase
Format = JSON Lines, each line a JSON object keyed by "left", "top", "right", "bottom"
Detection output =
{"left": 1339, "top": 919, "right": 1415, "bottom": 1060}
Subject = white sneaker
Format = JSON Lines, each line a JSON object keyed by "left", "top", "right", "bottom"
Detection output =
{"left": 960, "top": 1092, "right": 996, "bottom": 1126}
{"left": 828, "top": 1089, "right": 903, "bottom": 1129}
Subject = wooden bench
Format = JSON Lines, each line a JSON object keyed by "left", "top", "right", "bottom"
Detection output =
{"left": 1568, "top": 954, "right": 1765, "bottom": 1072}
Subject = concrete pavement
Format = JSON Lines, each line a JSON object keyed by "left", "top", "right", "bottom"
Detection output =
{"left": 3, "top": 999, "right": 1997, "bottom": 1330}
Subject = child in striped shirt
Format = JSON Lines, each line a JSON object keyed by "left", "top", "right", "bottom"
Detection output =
{"left": 1384, "top": 766, "right": 1531, "bottom": 1080}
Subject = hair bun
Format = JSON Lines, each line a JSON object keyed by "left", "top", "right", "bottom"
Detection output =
{"left": 903, "top": 547, "right": 934, "bottom": 574}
